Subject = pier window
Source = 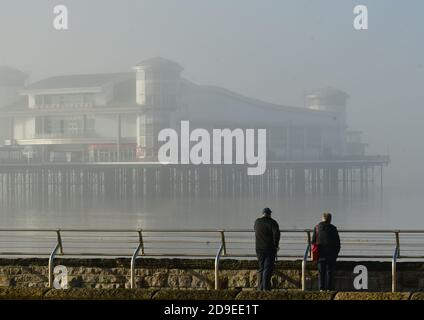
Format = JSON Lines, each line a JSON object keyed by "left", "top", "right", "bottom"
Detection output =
{"left": 36, "top": 94, "right": 95, "bottom": 108}
{"left": 269, "top": 127, "right": 287, "bottom": 160}
{"left": 306, "top": 127, "right": 322, "bottom": 147}
{"left": 290, "top": 126, "right": 305, "bottom": 148}
{"left": 38, "top": 116, "right": 94, "bottom": 137}
{"left": 85, "top": 117, "right": 95, "bottom": 135}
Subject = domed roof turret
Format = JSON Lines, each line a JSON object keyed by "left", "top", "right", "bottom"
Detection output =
{"left": 134, "top": 57, "right": 183, "bottom": 72}
{"left": 307, "top": 86, "right": 349, "bottom": 100}
{"left": 307, "top": 87, "right": 349, "bottom": 113}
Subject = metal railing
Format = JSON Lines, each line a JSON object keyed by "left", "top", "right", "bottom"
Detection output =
{"left": 0, "top": 228, "right": 423, "bottom": 291}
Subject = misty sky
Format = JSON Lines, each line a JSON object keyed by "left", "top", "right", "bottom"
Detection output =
{"left": 1, "top": 0, "right": 423, "bottom": 188}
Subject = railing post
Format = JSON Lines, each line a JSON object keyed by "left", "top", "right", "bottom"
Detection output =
{"left": 139, "top": 230, "right": 145, "bottom": 255}
{"left": 395, "top": 231, "right": 400, "bottom": 257}
{"left": 130, "top": 230, "right": 143, "bottom": 289}
{"left": 392, "top": 231, "right": 400, "bottom": 292}
{"left": 220, "top": 230, "right": 227, "bottom": 255}
{"left": 48, "top": 230, "right": 62, "bottom": 288}
{"left": 57, "top": 230, "right": 63, "bottom": 254}
{"left": 302, "top": 230, "right": 312, "bottom": 291}
{"left": 306, "top": 230, "right": 312, "bottom": 259}
{"left": 215, "top": 230, "right": 226, "bottom": 290}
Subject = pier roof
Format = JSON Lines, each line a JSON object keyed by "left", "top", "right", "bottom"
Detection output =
{"left": 22, "top": 72, "right": 132, "bottom": 92}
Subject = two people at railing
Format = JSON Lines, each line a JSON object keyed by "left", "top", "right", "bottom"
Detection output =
{"left": 254, "top": 209, "right": 340, "bottom": 291}
{"left": 312, "top": 213, "right": 341, "bottom": 291}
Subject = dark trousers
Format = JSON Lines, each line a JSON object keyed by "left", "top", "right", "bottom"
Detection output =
{"left": 317, "top": 257, "right": 337, "bottom": 290}
{"left": 256, "top": 251, "right": 276, "bottom": 290}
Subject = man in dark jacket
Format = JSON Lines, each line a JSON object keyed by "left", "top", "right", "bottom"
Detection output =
{"left": 254, "top": 207, "right": 281, "bottom": 290}
{"left": 312, "top": 212, "right": 341, "bottom": 291}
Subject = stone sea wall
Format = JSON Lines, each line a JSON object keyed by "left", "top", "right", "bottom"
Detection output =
{"left": 0, "top": 258, "right": 424, "bottom": 291}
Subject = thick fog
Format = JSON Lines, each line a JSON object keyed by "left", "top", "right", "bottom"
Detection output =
{"left": 0, "top": 0, "right": 423, "bottom": 228}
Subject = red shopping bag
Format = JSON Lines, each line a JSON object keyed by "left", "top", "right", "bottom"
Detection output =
{"left": 311, "top": 243, "right": 319, "bottom": 262}
{"left": 311, "top": 225, "right": 319, "bottom": 262}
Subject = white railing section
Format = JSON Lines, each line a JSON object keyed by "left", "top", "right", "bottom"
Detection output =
{"left": 0, "top": 228, "right": 423, "bottom": 291}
